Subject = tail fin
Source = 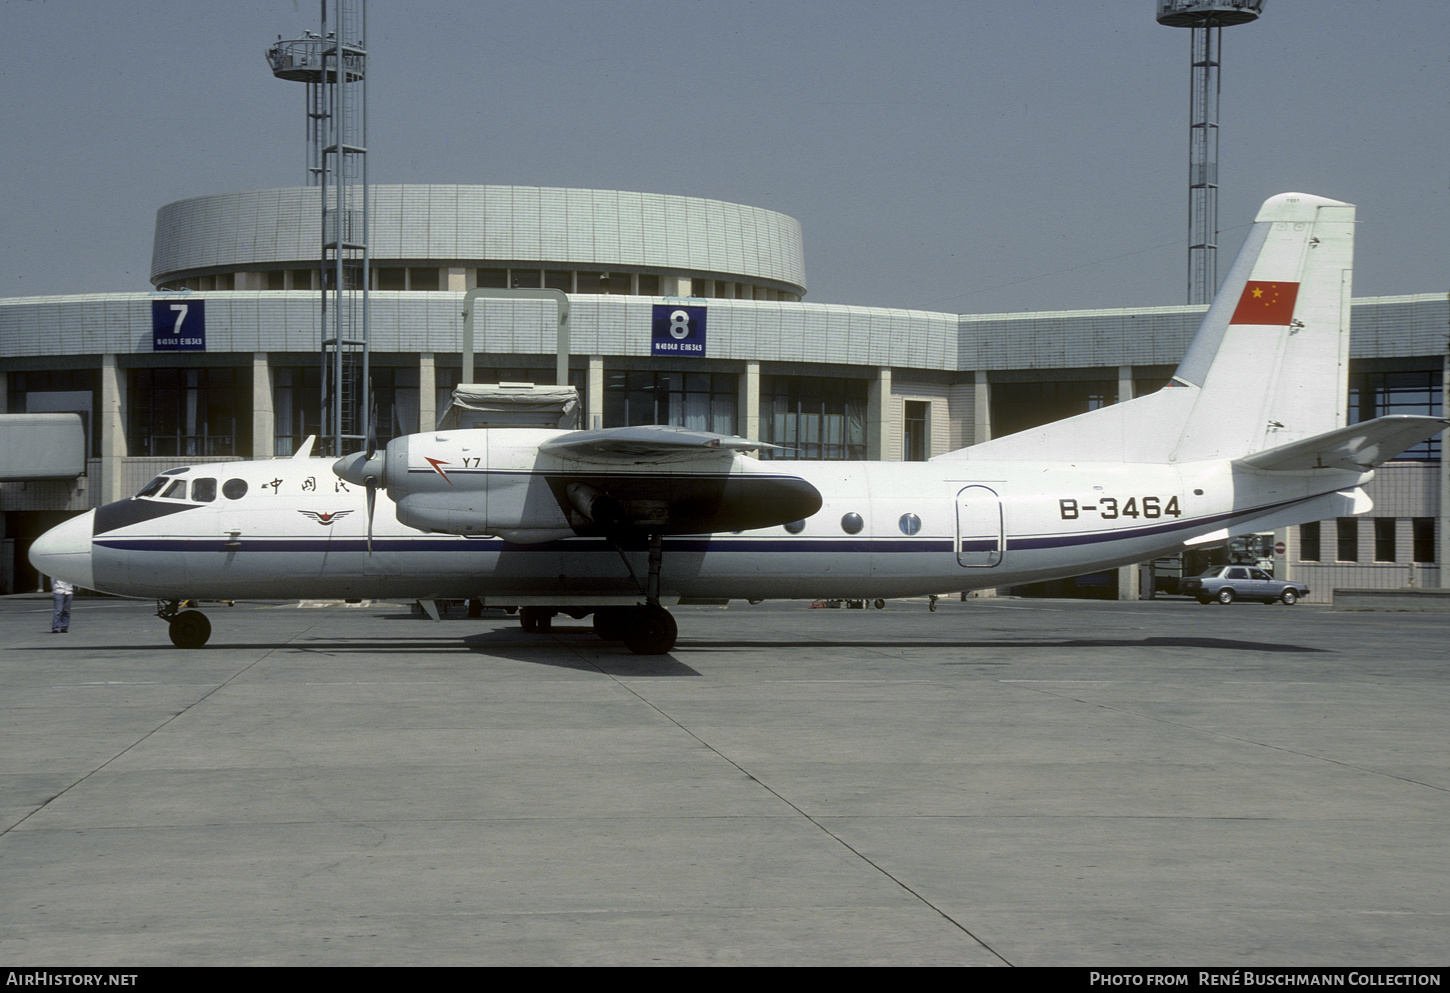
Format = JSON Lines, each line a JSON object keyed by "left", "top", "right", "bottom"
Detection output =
{"left": 1170, "top": 192, "right": 1354, "bottom": 461}
{"left": 939, "top": 192, "right": 1355, "bottom": 464}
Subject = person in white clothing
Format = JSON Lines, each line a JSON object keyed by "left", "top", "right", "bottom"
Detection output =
{"left": 51, "top": 578, "right": 73, "bottom": 633}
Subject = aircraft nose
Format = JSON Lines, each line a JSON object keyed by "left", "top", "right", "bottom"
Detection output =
{"left": 29, "top": 510, "right": 95, "bottom": 590}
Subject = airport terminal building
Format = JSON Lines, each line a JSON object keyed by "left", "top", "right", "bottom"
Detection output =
{"left": 2, "top": 183, "right": 1445, "bottom": 599}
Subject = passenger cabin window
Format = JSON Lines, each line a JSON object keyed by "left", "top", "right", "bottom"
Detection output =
{"left": 222, "top": 478, "right": 248, "bottom": 500}
{"left": 192, "top": 478, "right": 217, "bottom": 502}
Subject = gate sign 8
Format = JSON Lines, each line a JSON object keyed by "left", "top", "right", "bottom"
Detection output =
{"left": 651, "top": 304, "right": 707, "bottom": 357}
{"left": 152, "top": 299, "right": 206, "bottom": 352}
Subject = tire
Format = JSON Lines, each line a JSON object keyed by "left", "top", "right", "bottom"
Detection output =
{"left": 520, "top": 606, "right": 553, "bottom": 633}
{"left": 1216, "top": 588, "right": 1236, "bottom": 605}
{"left": 874, "top": 599, "right": 886, "bottom": 610}
{"left": 1280, "top": 589, "right": 1298, "bottom": 606}
{"left": 625, "top": 605, "right": 677, "bottom": 655}
{"left": 169, "top": 610, "right": 211, "bottom": 649}
{"left": 592, "top": 607, "right": 630, "bottom": 641}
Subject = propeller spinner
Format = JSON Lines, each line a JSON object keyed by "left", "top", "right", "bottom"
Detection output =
{"left": 334, "top": 447, "right": 386, "bottom": 553}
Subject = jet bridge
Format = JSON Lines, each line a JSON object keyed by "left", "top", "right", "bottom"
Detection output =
{"left": 0, "top": 414, "right": 85, "bottom": 480}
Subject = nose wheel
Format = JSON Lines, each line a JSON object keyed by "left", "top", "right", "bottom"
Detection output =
{"left": 158, "top": 600, "right": 212, "bottom": 648}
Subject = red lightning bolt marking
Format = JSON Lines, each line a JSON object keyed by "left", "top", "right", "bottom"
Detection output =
{"left": 424, "top": 457, "right": 454, "bottom": 485}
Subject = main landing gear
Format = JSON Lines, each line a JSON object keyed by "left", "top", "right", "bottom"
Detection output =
{"left": 516, "top": 531, "right": 680, "bottom": 655}
{"left": 158, "top": 599, "right": 212, "bottom": 649}
{"left": 520, "top": 602, "right": 678, "bottom": 655}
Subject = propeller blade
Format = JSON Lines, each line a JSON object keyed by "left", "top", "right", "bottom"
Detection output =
{"left": 365, "top": 476, "right": 376, "bottom": 555}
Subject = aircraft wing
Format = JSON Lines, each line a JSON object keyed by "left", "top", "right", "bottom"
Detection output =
{"left": 539, "top": 425, "right": 776, "bottom": 464}
{"left": 1235, "top": 415, "right": 1449, "bottom": 472}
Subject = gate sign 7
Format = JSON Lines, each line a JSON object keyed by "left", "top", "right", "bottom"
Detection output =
{"left": 651, "top": 304, "right": 707, "bottom": 357}
{"left": 152, "top": 299, "right": 206, "bottom": 352}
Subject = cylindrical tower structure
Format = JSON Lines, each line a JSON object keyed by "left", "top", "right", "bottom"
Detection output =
{"left": 1157, "top": 2, "right": 1266, "bottom": 305}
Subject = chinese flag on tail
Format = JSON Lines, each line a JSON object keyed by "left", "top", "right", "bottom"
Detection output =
{"left": 1230, "top": 280, "right": 1299, "bottom": 325}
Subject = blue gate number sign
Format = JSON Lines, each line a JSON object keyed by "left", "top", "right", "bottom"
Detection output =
{"left": 651, "top": 304, "right": 707, "bottom": 357}
{"left": 152, "top": 299, "right": 206, "bottom": 351}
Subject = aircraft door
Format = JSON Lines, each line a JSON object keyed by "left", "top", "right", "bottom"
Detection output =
{"left": 955, "top": 485, "right": 1003, "bottom": 568}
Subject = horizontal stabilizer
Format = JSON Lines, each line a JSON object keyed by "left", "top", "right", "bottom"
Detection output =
{"left": 541, "top": 425, "right": 775, "bottom": 464}
{"left": 1235, "top": 416, "right": 1448, "bottom": 472}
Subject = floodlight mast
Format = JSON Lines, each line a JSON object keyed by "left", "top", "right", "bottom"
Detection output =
{"left": 1156, "top": 1, "right": 1265, "bottom": 306}
{"left": 267, "top": 1, "right": 370, "bottom": 458}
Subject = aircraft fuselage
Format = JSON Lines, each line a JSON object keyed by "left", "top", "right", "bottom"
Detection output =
{"left": 55, "top": 448, "right": 1365, "bottom": 606}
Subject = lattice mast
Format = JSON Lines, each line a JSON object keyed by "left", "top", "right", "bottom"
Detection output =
{"left": 268, "top": 1, "right": 370, "bottom": 457}
{"left": 1156, "top": 2, "right": 1265, "bottom": 305}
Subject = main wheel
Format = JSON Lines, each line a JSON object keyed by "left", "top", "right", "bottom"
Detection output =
{"left": 624, "top": 606, "right": 677, "bottom": 655}
{"left": 169, "top": 610, "right": 211, "bottom": 649}
{"left": 1216, "top": 588, "right": 1236, "bottom": 605}
{"left": 520, "top": 606, "right": 553, "bottom": 632}
{"left": 1280, "top": 589, "right": 1298, "bottom": 606}
{"left": 592, "top": 607, "right": 630, "bottom": 641}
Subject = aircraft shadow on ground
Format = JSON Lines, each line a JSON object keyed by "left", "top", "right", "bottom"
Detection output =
{"left": 458, "top": 624, "right": 699, "bottom": 676}
{"left": 679, "top": 636, "right": 1328, "bottom": 654}
{"left": 20, "top": 633, "right": 698, "bottom": 676}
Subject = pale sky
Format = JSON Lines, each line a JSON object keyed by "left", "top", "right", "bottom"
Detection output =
{"left": 1, "top": 0, "right": 1444, "bottom": 314}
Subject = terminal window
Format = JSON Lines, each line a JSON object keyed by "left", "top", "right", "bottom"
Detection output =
{"left": 990, "top": 378, "right": 1117, "bottom": 438}
{"left": 759, "top": 376, "right": 867, "bottom": 461}
{"left": 273, "top": 366, "right": 321, "bottom": 457}
{"left": 1349, "top": 368, "right": 1442, "bottom": 460}
{"left": 1299, "top": 521, "right": 1321, "bottom": 562}
{"left": 1412, "top": 518, "right": 1436, "bottom": 563}
{"left": 1337, "top": 517, "right": 1359, "bottom": 562}
{"left": 604, "top": 371, "right": 737, "bottom": 435}
{"left": 1374, "top": 517, "right": 1397, "bottom": 562}
{"left": 903, "top": 400, "right": 929, "bottom": 461}
{"left": 129, "top": 367, "right": 246, "bottom": 458}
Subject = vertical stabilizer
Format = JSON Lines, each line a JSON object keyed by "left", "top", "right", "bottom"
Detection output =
{"left": 1169, "top": 192, "right": 1354, "bottom": 461}
{"left": 937, "top": 192, "right": 1355, "bottom": 466}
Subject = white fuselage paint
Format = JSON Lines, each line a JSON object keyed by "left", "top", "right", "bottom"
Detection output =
{"left": 73, "top": 448, "right": 1367, "bottom": 606}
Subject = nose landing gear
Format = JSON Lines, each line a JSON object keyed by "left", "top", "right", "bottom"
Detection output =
{"left": 158, "top": 599, "right": 212, "bottom": 649}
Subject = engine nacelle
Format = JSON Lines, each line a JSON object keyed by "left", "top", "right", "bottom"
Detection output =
{"left": 339, "top": 426, "right": 823, "bottom": 541}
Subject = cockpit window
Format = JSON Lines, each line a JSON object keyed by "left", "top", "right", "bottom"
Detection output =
{"left": 161, "top": 479, "right": 187, "bottom": 500}
{"left": 136, "top": 476, "right": 167, "bottom": 498}
{"left": 222, "top": 478, "right": 248, "bottom": 500}
{"left": 191, "top": 478, "right": 217, "bottom": 503}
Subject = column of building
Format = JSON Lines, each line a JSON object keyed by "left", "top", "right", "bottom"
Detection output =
{"left": 252, "top": 353, "right": 274, "bottom": 459}
{"left": 98, "top": 354, "right": 127, "bottom": 505}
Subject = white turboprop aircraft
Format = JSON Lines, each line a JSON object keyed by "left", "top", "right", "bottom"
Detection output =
{"left": 30, "top": 193, "right": 1446, "bottom": 653}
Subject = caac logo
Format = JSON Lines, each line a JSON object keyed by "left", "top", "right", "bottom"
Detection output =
{"left": 298, "top": 510, "right": 355, "bottom": 526}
